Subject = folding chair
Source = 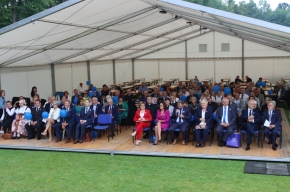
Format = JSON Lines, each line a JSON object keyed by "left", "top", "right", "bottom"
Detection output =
{"left": 93, "top": 114, "right": 112, "bottom": 142}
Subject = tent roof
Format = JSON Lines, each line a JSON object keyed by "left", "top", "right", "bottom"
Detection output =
{"left": 0, "top": 0, "right": 290, "bottom": 67}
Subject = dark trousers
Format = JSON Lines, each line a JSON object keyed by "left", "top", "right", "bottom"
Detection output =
{"left": 216, "top": 125, "right": 234, "bottom": 142}
{"left": 195, "top": 125, "right": 212, "bottom": 143}
{"left": 55, "top": 122, "right": 74, "bottom": 139}
{"left": 128, "top": 106, "right": 136, "bottom": 125}
{"left": 168, "top": 122, "right": 187, "bottom": 140}
{"left": 25, "top": 121, "right": 44, "bottom": 139}
{"left": 2, "top": 119, "right": 14, "bottom": 133}
{"left": 245, "top": 123, "right": 258, "bottom": 145}
{"left": 264, "top": 126, "right": 280, "bottom": 145}
{"left": 75, "top": 122, "right": 90, "bottom": 140}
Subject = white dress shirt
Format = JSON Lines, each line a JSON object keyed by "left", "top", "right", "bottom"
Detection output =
{"left": 1, "top": 108, "right": 15, "bottom": 121}
{"left": 176, "top": 108, "right": 184, "bottom": 123}
{"left": 48, "top": 108, "right": 60, "bottom": 122}
{"left": 221, "top": 106, "right": 228, "bottom": 124}
{"left": 16, "top": 106, "right": 31, "bottom": 114}
{"left": 78, "top": 86, "right": 85, "bottom": 94}
{"left": 248, "top": 108, "right": 254, "bottom": 123}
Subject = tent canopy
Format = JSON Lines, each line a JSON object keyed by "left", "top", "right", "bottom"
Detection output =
{"left": 1, "top": 0, "right": 290, "bottom": 67}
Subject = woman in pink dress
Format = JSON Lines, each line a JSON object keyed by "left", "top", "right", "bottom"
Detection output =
{"left": 153, "top": 102, "right": 170, "bottom": 145}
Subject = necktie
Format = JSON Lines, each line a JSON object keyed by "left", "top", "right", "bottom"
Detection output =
{"left": 241, "top": 94, "right": 244, "bottom": 99}
{"left": 249, "top": 110, "right": 252, "bottom": 116}
{"left": 178, "top": 108, "right": 182, "bottom": 123}
{"left": 108, "top": 106, "right": 112, "bottom": 115}
{"left": 223, "top": 107, "right": 226, "bottom": 123}
{"left": 269, "top": 111, "right": 272, "bottom": 123}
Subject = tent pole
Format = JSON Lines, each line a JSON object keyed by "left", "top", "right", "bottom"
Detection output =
{"left": 242, "top": 39, "right": 245, "bottom": 78}
{"left": 51, "top": 63, "right": 56, "bottom": 96}
{"left": 185, "top": 40, "right": 188, "bottom": 80}
{"left": 87, "top": 61, "right": 91, "bottom": 82}
{"left": 132, "top": 59, "right": 135, "bottom": 80}
{"left": 113, "top": 60, "right": 116, "bottom": 84}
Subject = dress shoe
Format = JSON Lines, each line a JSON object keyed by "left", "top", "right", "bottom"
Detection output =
{"left": 272, "top": 145, "right": 277, "bottom": 151}
{"left": 66, "top": 139, "right": 71, "bottom": 143}
{"left": 55, "top": 138, "right": 61, "bottom": 143}
{"left": 245, "top": 144, "right": 250, "bottom": 151}
{"left": 79, "top": 140, "right": 83, "bottom": 144}
{"left": 274, "top": 143, "right": 278, "bottom": 147}
{"left": 200, "top": 143, "right": 205, "bottom": 147}
{"left": 195, "top": 143, "right": 201, "bottom": 148}
{"left": 108, "top": 133, "right": 115, "bottom": 137}
{"left": 12, "top": 137, "right": 16, "bottom": 139}
{"left": 268, "top": 141, "right": 273, "bottom": 145}
{"left": 74, "top": 140, "right": 79, "bottom": 144}
{"left": 218, "top": 140, "right": 223, "bottom": 147}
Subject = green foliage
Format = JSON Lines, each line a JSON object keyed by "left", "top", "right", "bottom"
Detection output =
{"left": 185, "top": 0, "right": 290, "bottom": 27}
{"left": 0, "top": 0, "right": 66, "bottom": 28}
{"left": 0, "top": 149, "right": 289, "bottom": 191}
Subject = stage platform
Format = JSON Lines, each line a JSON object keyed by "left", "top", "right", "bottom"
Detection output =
{"left": 0, "top": 109, "right": 289, "bottom": 162}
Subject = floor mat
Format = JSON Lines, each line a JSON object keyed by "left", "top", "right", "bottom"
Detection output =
{"left": 244, "top": 162, "right": 290, "bottom": 176}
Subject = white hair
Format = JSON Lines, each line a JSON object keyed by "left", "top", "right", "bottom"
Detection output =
{"left": 248, "top": 100, "right": 257, "bottom": 105}
{"left": 268, "top": 101, "right": 276, "bottom": 106}
{"left": 200, "top": 99, "right": 208, "bottom": 104}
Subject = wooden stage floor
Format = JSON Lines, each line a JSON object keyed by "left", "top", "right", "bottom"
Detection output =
{"left": 0, "top": 108, "right": 289, "bottom": 162}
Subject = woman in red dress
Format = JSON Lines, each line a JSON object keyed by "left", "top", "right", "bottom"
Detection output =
{"left": 131, "top": 102, "right": 152, "bottom": 146}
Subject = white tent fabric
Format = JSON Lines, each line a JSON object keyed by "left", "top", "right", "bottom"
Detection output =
{"left": 1, "top": 0, "right": 290, "bottom": 67}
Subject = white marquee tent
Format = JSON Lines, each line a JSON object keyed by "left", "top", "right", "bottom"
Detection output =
{"left": 0, "top": 0, "right": 290, "bottom": 100}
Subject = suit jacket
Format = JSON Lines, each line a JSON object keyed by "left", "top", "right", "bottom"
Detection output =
{"left": 208, "top": 102, "right": 218, "bottom": 113}
{"left": 44, "top": 103, "right": 53, "bottom": 113}
{"left": 104, "top": 104, "right": 119, "bottom": 121}
{"left": 194, "top": 106, "right": 213, "bottom": 127}
{"left": 60, "top": 107, "right": 76, "bottom": 124}
{"left": 240, "top": 108, "right": 261, "bottom": 128}
{"left": 133, "top": 109, "right": 152, "bottom": 122}
{"left": 171, "top": 107, "right": 192, "bottom": 125}
{"left": 233, "top": 99, "right": 245, "bottom": 114}
{"left": 276, "top": 88, "right": 286, "bottom": 99}
{"left": 72, "top": 95, "right": 80, "bottom": 104}
{"left": 229, "top": 102, "right": 238, "bottom": 115}
{"left": 262, "top": 109, "right": 281, "bottom": 128}
{"left": 31, "top": 106, "right": 45, "bottom": 123}
{"left": 156, "top": 110, "right": 170, "bottom": 128}
{"left": 90, "top": 104, "right": 102, "bottom": 116}
{"left": 216, "top": 105, "right": 237, "bottom": 128}
{"left": 79, "top": 107, "right": 94, "bottom": 123}
{"left": 145, "top": 103, "right": 158, "bottom": 119}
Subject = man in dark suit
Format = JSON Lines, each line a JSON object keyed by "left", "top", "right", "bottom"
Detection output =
{"left": 246, "top": 75, "right": 252, "bottom": 83}
{"left": 25, "top": 99, "right": 45, "bottom": 140}
{"left": 55, "top": 100, "right": 76, "bottom": 143}
{"left": 90, "top": 96, "right": 102, "bottom": 125}
{"left": 216, "top": 98, "right": 237, "bottom": 147}
{"left": 44, "top": 96, "right": 54, "bottom": 113}
{"left": 58, "top": 96, "right": 67, "bottom": 109}
{"left": 240, "top": 100, "right": 261, "bottom": 150}
{"left": 145, "top": 96, "right": 158, "bottom": 138}
{"left": 105, "top": 98, "right": 119, "bottom": 137}
{"left": 227, "top": 94, "right": 238, "bottom": 115}
{"left": 124, "top": 89, "right": 136, "bottom": 126}
{"left": 168, "top": 101, "right": 192, "bottom": 145}
{"left": 74, "top": 100, "right": 93, "bottom": 144}
{"left": 71, "top": 89, "right": 80, "bottom": 105}
{"left": 262, "top": 101, "right": 282, "bottom": 151}
{"left": 186, "top": 89, "right": 199, "bottom": 104}
{"left": 207, "top": 96, "right": 218, "bottom": 113}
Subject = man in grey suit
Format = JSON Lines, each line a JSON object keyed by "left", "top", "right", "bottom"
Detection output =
{"left": 216, "top": 98, "right": 237, "bottom": 147}
{"left": 233, "top": 93, "right": 245, "bottom": 116}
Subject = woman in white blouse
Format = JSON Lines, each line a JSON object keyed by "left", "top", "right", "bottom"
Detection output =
{"left": 42, "top": 101, "right": 60, "bottom": 141}
{"left": 11, "top": 99, "right": 31, "bottom": 139}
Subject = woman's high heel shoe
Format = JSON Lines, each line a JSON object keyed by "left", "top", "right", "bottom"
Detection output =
{"left": 131, "top": 132, "right": 136, "bottom": 137}
{"left": 49, "top": 138, "right": 52, "bottom": 141}
{"left": 41, "top": 132, "right": 47, "bottom": 136}
{"left": 153, "top": 142, "right": 158, "bottom": 145}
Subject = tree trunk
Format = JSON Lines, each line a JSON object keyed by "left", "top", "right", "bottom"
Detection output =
{"left": 12, "top": 0, "right": 16, "bottom": 23}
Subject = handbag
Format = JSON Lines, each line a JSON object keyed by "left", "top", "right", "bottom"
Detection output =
{"left": 226, "top": 132, "right": 241, "bottom": 148}
{"left": 85, "top": 132, "right": 91, "bottom": 142}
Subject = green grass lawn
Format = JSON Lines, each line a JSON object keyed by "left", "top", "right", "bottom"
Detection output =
{"left": 0, "top": 150, "right": 289, "bottom": 192}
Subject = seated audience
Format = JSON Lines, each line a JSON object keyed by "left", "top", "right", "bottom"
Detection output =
{"left": 233, "top": 92, "right": 245, "bottom": 115}
{"left": 206, "top": 96, "right": 218, "bottom": 113}
{"left": 90, "top": 96, "right": 102, "bottom": 125}
{"left": 42, "top": 101, "right": 60, "bottom": 141}
{"left": 165, "top": 98, "right": 174, "bottom": 116}
{"left": 194, "top": 99, "right": 213, "bottom": 147}
{"left": 216, "top": 98, "right": 237, "bottom": 147}
{"left": 64, "top": 91, "right": 71, "bottom": 101}
{"left": 261, "top": 97, "right": 271, "bottom": 113}
{"left": 11, "top": 99, "right": 31, "bottom": 139}
{"left": 72, "top": 89, "right": 80, "bottom": 104}
{"left": 245, "top": 75, "right": 252, "bottom": 83}
{"left": 75, "top": 98, "right": 85, "bottom": 116}
{"left": 255, "top": 77, "right": 263, "bottom": 87}
{"left": 153, "top": 102, "right": 170, "bottom": 145}
{"left": 168, "top": 101, "right": 192, "bottom": 145}
{"left": 58, "top": 96, "right": 67, "bottom": 109}
{"left": 139, "top": 90, "right": 149, "bottom": 103}
{"left": 262, "top": 101, "right": 281, "bottom": 151}
{"left": 124, "top": 89, "right": 137, "bottom": 126}
{"left": 138, "top": 82, "right": 148, "bottom": 95}
{"left": 151, "top": 88, "right": 159, "bottom": 98}
{"left": 193, "top": 76, "right": 199, "bottom": 84}
{"left": 235, "top": 76, "right": 242, "bottom": 84}
{"left": 44, "top": 96, "right": 55, "bottom": 112}
{"left": 30, "top": 86, "right": 38, "bottom": 102}
{"left": 74, "top": 100, "right": 93, "bottom": 144}
{"left": 275, "top": 83, "right": 286, "bottom": 101}
{"left": 116, "top": 97, "right": 128, "bottom": 124}
{"left": 188, "top": 97, "right": 199, "bottom": 115}
{"left": 25, "top": 99, "right": 45, "bottom": 140}
{"left": 104, "top": 98, "right": 119, "bottom": 137}
{"left": 78, "top": 83, "right": 85, "bottom": 96}
{"left": 239, "top": 88, "right": 249, "bottom": 102}
{"left": 212, "top": 91, "right": 223, "bottom": 105}
{"left": 240, "top": 100, "right": 261, "bottom": 151}
{"left": 101, "top": 84, "right": 110, "bottom": 97}
{"left": 157, "top": 92, "right": 164, "bottom": 105}
{"left": 131, "top": 101, "right": 152, "bottom": 146}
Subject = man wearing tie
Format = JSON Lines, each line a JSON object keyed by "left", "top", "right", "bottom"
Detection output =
{"left": 168, "top": 101, "right": 192, "bottom": 145}
{"left": 240, "top": 100, "right": 261, "bottom": 150}
{"left": 74, "top": 100, "right": 93, "bottom": 144}
{"left": 25, "top": 99, "right": 45, "bottom": 140}
{"left": 262, "top": 101, "right": 282, "bottom": 151}
{"left": 90, "top": 96, "right": 102, "bottom": 125}
{"left": 240, "top": 88, "right": 249, "bottom": 102}
{"left": 105, "top": 98, "right": 119, "bottom": 137}
{"left": 55, "top": 100, "right": 76, "bottom": 143}
{"left": 216, "top": 98, "right": 237, "bottom": 147}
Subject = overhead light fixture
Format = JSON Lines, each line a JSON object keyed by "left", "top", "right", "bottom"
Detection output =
{"left": 186, "top": 21, "right": 192, "bottom": 25}
{"left": 159, "top": 10, "right": 166, "bottom": 14}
